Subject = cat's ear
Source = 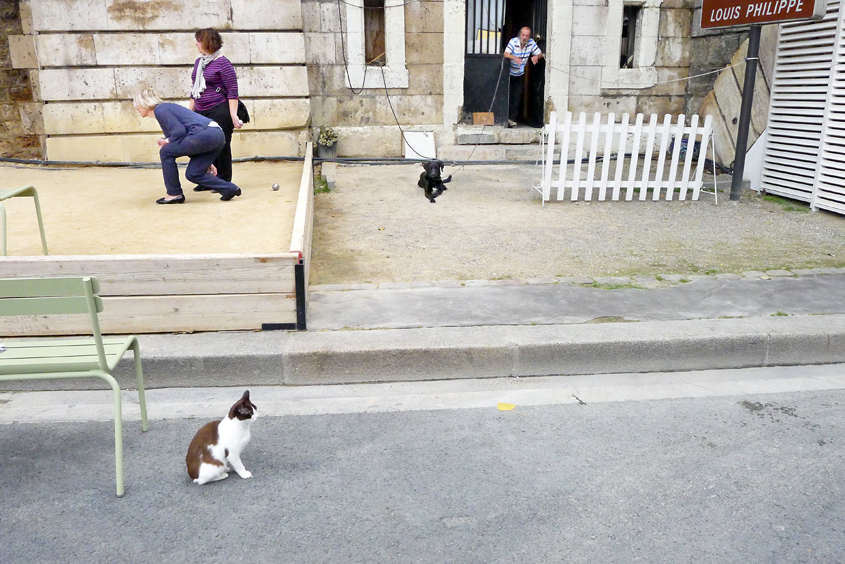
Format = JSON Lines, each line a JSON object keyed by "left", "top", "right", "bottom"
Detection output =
{"left": 228, "top": 390, "right": 256, "bottom": 420}
{"left": 242, "top": 390, "right": 257, "bottom": 411}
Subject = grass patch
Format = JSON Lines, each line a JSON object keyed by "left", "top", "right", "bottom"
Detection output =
{"left": 587, "top": 282, "right": 644, "bottom": 290}
{"left": 315, "top": 177, "right": 331, "bottom": 194}
{"left": 772, "top": 311, "right": 789, "bottom": 316}
{"left": 762, "top": 194, "right": 810, "bottom": 213}
{"left": 585, "top": 316, "right": 634, "bottom": 323}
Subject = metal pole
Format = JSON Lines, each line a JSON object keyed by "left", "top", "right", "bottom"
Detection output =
{"left": 730, "top": 24, "right": 762, "bottom": 202}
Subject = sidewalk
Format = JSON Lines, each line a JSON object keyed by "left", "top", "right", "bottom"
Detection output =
{"left": 3, "top": 267, "right": 844, "bottom": 391}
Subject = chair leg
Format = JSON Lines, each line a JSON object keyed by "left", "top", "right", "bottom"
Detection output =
{"left": 0, "top": 202, "right": 6, "bottom": 256}
{"left": 97, "top": 372, "right": 125, "bottom": 497}
{"left": 30, "top": 188, "right": 48, "bottom": 255}
{"left": 131, "top": 340, "right": 149, "bottom": 432}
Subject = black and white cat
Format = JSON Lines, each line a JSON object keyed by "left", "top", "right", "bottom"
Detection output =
{"left": 186, "top": 390, "right": 257, "bottom": 485}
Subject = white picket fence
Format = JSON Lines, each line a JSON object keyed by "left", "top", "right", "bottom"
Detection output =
{"left": 537, "top": 111, "right": 715, "bottom": 204}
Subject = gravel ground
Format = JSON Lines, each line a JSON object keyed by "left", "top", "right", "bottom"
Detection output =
{"left": 310, "top": 163, "right": 845, "bottom": 285}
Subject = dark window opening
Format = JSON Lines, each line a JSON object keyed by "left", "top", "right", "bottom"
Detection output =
{"left": 620, "top": 5, "right": 641, "bottom": 69}
{"left": 365, "top": 0, "right": 386, "bottom": 65}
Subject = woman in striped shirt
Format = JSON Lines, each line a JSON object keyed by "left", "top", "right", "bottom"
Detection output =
{"left": 189, "top": 28, "right": 242, "bottom": 191}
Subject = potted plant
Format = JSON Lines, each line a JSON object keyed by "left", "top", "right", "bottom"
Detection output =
{"left": 316, "top": 126, "right": 338, "bottom": 158}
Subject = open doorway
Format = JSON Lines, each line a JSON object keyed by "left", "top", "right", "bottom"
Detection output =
{"left": 463, "top": 0, "right": 548, "bottom": 127}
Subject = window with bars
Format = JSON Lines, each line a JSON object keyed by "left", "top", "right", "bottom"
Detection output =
{"left": 466, "top": 0, "right": 506, "bottom": 54}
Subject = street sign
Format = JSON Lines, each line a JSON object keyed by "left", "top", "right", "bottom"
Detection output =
{"left": 701, "top": 0, "right": 826, "bottom": 29}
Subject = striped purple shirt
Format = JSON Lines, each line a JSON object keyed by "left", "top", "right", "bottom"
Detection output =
{"left": 190, "top": 55, "right": 239, "bottom": 112}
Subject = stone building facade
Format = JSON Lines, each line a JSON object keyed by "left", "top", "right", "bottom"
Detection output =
{"left": 1, "top": 0, "right": 39, "bottom": 158}
{"left": 302, "top": 0, "right": 444, "bottom": 157}
{"left": 6, "top": 0, "right": 310, "bottom": 162}
{"left": 2, "top": 0, "right": 747, "bottom": 161}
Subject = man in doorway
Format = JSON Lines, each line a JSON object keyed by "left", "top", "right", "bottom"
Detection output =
{"left": 503, "top": 26, "right": 544, "bottom": 128}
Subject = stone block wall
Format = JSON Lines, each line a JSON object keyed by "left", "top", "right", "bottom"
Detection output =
{"left": 566, "top": 0, "right": 695, "bottom": 116}
{"left": 1, "top": 0, "right": 41, "bottom": 158}
{"left": 687, "top": 30, "right": 746, "bottom": 116}
{"left": 7, "top": 0, "right": 310, "bottom": 162}
{"left": 1, "top": 0, "right": 766, "bottom": 160}
{"left": 563, "top": 0, "right": 745, "bottom": 121}
{"left": 698, "top": 25, "right": 778, "bottom": 167}
{"left": 302, "top": 0, "right": 444, "bottom": 157}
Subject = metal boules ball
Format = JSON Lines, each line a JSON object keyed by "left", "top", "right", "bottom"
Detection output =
{"left": 272, "top": 183, "right": 280, "bottom": 191}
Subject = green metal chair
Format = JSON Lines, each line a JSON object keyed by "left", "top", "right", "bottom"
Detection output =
{"left": 0, "top": 185, "right": 48, "bottom": 256}
{"left": 0, "top": 276, "right": 148, "bottom": 497}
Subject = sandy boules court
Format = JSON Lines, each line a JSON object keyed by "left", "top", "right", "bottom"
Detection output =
{"left": 0, "top": 161, "right": 302, "bottom": 256}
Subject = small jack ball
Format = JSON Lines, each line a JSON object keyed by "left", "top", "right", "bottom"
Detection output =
{"left": 272, "top": 183, "right": 280, "bottom": 191}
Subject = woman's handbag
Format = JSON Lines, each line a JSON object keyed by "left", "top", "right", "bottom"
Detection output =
{"left": 236, "top": 100, "right": 250, "bottom": 124}
{"left": 214, "top": 86, "right": 250, "bottom": 124}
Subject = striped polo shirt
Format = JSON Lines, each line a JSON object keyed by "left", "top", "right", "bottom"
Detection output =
{"left": 190, "top": 55, "right": 239, "bottom": 112}
{"left": 505, "top": 37, "right": 542, "bottom": 77}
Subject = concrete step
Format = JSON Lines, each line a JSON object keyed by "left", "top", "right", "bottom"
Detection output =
{"left": 455, "top": 125, "right": 543, "bottom": 145}
{"left": 442, "top": 125, "right": 550, "bottom": 161}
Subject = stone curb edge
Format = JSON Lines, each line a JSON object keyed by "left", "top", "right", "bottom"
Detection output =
{"left": 309, "top": 267, "right": 845, "bottom": 293}
{"left": 4, "top": 314, "right": 841, "bottom": 391}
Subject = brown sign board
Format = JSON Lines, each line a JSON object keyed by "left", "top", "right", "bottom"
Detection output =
{"left": 701, "top": 0, "right": 826, "bottom": 29}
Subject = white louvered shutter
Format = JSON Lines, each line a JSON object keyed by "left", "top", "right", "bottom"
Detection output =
{"left": 761, "top": 0, "right": 840, "bottom": 205}
{"left": 815, "top": 3, "right": 845, "bottom": 213}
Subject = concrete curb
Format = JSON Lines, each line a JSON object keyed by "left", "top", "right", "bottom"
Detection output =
{"left": 307, "top": 267, "right": 845, "bottom": 293}
{"left": 4, "top": 314, "right": 842, "bottom": 391}
{"left": 283, "top": 314, "right": 845, "bottom": 385}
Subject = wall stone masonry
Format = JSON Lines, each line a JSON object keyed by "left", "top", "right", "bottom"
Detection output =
{"left": 566, "top": 3, "right": 701, "bottom": 119}
{"left": 0, "top": 0, "right": 779, "bottom": 160}
{"left": 697, "top": 24, "right": 779, "bottom": 167}
{"left": 560, "top": 1, "right": 748, "bottom": 122}
{"left": 302, "top": 0, "right": 445, "bottom": 157}
{"left": 0, "top": 0, "right": 41, "bottom": 158}
{"left": 7, "top": 0, "right": 309, "bottom": 162}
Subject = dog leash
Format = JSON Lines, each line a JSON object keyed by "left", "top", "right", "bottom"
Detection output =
{"left": 450, "top": 56, "right": 508, "bottom": 175}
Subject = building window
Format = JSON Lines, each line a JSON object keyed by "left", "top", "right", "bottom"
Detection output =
{"left": 365, "top": 0, "right": 386, "bottom": 65}
{"left": 343, "top": 0, "right": 408, "bottom": 88}
{"left": 620, "top": 5, "right": 641, "bottom": 69}
{"left": 601, "top": 0, "right": 659, "bottom": 89}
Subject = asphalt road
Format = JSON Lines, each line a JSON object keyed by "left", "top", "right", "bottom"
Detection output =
{"left": 2, "top": 370, "right": 844, "bottom": 563}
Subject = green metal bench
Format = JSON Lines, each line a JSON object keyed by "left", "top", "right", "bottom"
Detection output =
{"left": 0, "top": 276, "right": 148, "bottom": 497}
{"left": 0, "top": 185, "right": 48, "bottom": 256}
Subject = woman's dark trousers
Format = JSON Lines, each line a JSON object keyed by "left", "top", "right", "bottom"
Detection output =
{"left": 196, "top": 101, "right": 234, "bottom": 183}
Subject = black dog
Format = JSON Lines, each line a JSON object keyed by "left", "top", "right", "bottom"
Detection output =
{"left": 417, "top": 160, "right": 452, "bottom": 203}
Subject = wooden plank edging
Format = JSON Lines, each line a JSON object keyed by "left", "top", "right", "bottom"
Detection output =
{"left": 289, "top": 142, "right": 315, "bottom": 330}
{"left": 0, "top": 253, "right": 300, "bottom": 296}
{"left": 290, "top": 142, "right": 314, "bottom": 260}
